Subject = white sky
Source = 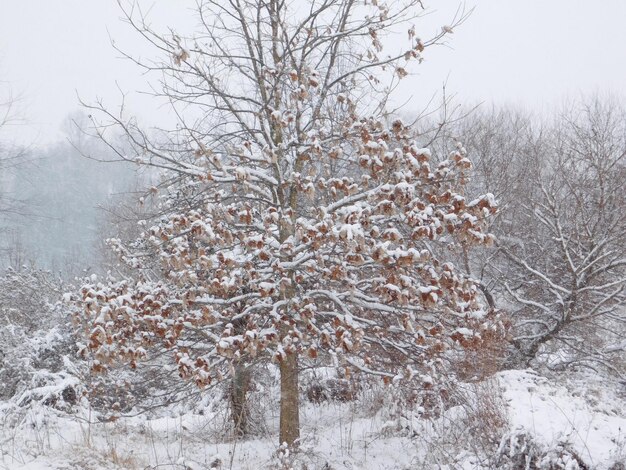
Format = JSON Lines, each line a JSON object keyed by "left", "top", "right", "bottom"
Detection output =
{"left": 1, "top": 0, "right": 625, "bottom": 146}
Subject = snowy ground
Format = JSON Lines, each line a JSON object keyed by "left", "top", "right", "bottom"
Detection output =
{"left": 499, "top": 370, "right": 626, "bottom": 468}
{"left": 1, "top": 370, "right": 624, "bottom": 469}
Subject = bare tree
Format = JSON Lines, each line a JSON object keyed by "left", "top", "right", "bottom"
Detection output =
{"left": 445, "top": 99, "right": 626, "bottom": 376}
{"left": 0, "top": 87, "right": 28, "bottom": 267}
{"left": 499, "top": 98, "right": 626, "bottom": 375}
{"left": 0, "top": 88, "right": 28, "bottom": 222}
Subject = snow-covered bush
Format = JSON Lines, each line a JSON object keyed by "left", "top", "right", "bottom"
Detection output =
{"left": 0, "top": 267, "right": 81, "bottom": 407}
{"left": 0, "top": 266, "right": 63, "bottom": 332}
{"left": 0, "top": 325, "right": 81, "bottom": 409}
{"left": 495, "top": 430, "right": 590, "bottom": 470}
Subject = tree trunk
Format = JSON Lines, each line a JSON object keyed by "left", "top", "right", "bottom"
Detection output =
{"left": 230, "top": 362, "right": 251, "bottom": 437}
{"left": 279, "top": 353, "right": 300, "bottom": 447}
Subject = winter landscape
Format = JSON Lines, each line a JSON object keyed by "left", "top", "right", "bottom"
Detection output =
{"left": 0, "top": 1, "right": 625, "bottom": 469}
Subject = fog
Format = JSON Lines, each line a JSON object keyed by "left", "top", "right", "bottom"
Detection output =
{"left": 1, "top": 0, "right": 625, "bottom": 275}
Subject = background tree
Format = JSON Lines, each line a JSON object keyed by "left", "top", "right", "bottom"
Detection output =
{"left": 499, "top": 99, "right": 626, "bottom": 374}
{"left": 73, "top": 0, "right": 498, "bottom": 447}
{"left": 0, "top": 117, "right": 136, "bottom": 275}
{"left": 440, "top": 98, "right": 626, "bottom": 377}
{"left": 0, "top": 85, "right": 30, "bottom": 262}
{"left": 0, "top": 85, "right": 23, "bottom": 189}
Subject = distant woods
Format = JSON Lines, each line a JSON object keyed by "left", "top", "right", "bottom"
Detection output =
{"left": 0, "top": 121, "right": 137, "bottom": 276}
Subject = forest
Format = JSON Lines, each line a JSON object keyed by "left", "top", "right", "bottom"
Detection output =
{"left": 0, "top": 1, "right": 624, "bottom": 469}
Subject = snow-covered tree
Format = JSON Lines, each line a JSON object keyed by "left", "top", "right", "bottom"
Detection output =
{"left": 440, "top": 100, "right": 626, "bottom": 376}
{"left": 73, "top": 0, "right": 497, "bottom": 446}
{"left": 498, "top": 99, "right": 626, "bottom": 374}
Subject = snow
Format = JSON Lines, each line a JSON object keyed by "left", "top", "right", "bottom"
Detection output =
{"left": 498, "top": 369, "right": 626, "bottom": 469}
{"left": 2, "top": 369, "right": 624, "bottom": 469}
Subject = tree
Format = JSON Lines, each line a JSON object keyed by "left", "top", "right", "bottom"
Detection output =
{"left": 498, "top": 99, "right": 626, "bottom": 374}
{"left": 444, "top": 100, "right": 626, "bottom": 376}
{"left": 73, "top": 0, "right": 497, "bottom": 446}
{"left": 0, "top": 86, "right": 21, "bottom": 183}
{"left": 0, "top": 116, "right": 137, "bottom": 276}
{"left": 0, "top": 86, "right": 30, "bottom": 263}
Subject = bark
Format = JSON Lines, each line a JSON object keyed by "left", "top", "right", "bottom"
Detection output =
{"left": 230, "top": 362, "right": 251, "bottom": 437}
{"left": 279, "top": 353, "right": 300, "bottom": 447}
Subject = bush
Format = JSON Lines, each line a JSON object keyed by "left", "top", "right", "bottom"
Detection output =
{"left": 0, "top": 267, "right": 83, "bottom": 410}
{"left": 495, "top": 430, "right": 589, "bottom": 470}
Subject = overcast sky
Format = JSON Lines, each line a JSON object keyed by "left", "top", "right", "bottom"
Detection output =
{"left": 1, "top": 0, "right": 625, "bottom": 146}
